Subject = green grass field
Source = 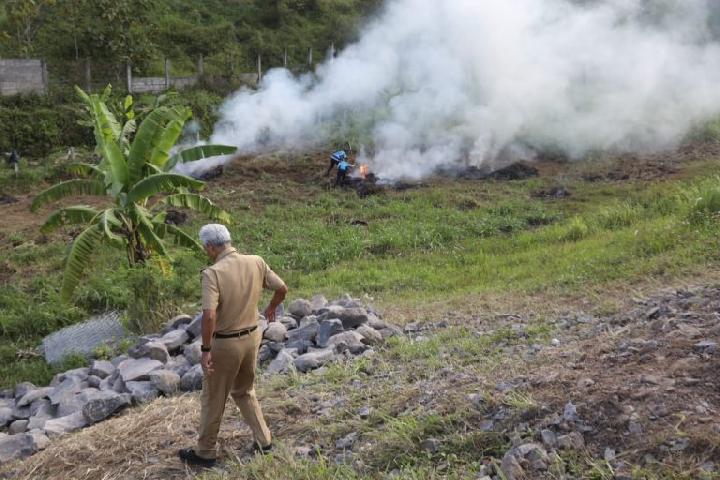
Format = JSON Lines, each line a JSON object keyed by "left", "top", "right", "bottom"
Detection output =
{"left": 1, "top": 152, "right": 719, "bottom": 389}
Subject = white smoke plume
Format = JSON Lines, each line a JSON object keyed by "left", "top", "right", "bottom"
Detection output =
{"left": 210, "top": 0, "right": 720, "bottom": 180}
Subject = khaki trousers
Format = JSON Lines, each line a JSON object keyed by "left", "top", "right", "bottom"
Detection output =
{"left": 196, "top": 328, "right": 271, "bottom": 459}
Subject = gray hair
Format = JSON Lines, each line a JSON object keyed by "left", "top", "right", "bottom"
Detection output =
{"left": 199, "top": 224, "right": 231, "bottom": 247}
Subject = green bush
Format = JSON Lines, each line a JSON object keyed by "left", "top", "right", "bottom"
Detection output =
{"left": 560, "top": 216, "right": 591, "bottom": 242}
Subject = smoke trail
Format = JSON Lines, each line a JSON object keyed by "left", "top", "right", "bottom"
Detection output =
{"left": 210, "top": 0, "right": 720, "bottom": 180}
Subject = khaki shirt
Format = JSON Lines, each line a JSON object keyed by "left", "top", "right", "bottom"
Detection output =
{"left": 201, "top": 248, "right": 286, "bottom": 333}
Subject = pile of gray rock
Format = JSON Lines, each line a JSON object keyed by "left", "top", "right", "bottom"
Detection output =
{"left": 258, "top": 294, "right": 400, "bottom": 374}
{"left": 0, "top": 294, "right": 396, "bottom": 465}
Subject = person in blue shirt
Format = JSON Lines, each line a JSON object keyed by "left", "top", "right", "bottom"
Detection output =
{"left": 326, "top": 149, "right": 347, "bottom": 176}
{"left": 335, "top": 158, "right": 354, "bottom": 186}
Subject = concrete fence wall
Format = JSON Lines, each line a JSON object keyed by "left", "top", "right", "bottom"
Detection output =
{"left": 0, "top": 59, "right": 47, "bottom": 95}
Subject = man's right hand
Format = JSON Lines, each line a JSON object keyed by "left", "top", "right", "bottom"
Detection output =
{"left": 264, "top": 306, "right": 276, "bottom": 323}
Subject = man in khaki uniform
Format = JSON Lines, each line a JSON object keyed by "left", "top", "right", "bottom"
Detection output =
{"left": 179, "top": 224, "right": 287, "bottom": 467}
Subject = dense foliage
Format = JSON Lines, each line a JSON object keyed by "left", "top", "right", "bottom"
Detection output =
{"left": 31, "top": 86, "right": 234, "bottom": 299}
{"left": 0, "top": 0, "right": 382, "bottom": 73}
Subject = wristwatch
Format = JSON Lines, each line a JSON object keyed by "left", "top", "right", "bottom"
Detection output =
{"left": 201, "top": 345, "right": 211, "bottom": 352}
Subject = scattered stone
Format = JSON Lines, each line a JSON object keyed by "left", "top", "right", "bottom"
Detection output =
{"left": 421, "top": 437, "right": 441, "bottom": 453}
{"left": 180, "top": 364, "right": 204, "bottom": 391}
{"left": 149, "top": 370, "right": 181, "bottom": 394}
{"left": 557, "top": 432, "right": 585, "bottom": 450}
{"left": 289, "top": 299, "right": 313, "bottom": 318}
{"left": 694, "top": 340, "right": 717, "bottom": 354}
{"left": 551, "top": 338, "right": 560, "bottom": 347}
{"left": 335, "top": 432, "right": 358, "bottom": 450}
{"left": 117, "top": 358, "right": 163, "bottom": 383}
{"left": 540, "top": 429, "right": 557, "bottom": 448}
{"left": 358, "top": 406, "right": 371, "bottom": 419}
{"left": 500, "top": 449, "right": 525, "bottom": 480}
{"left": 332, "top": 308, "right": 369, "bottom": 329}
{"left": 263, "top": 322, "right": 288, "bottom": 343}
{"left": 257, "top": 344, "right": 272, "bottom": 363}
{"left": 563, "top": 402, "right": 579, "bottom": 422}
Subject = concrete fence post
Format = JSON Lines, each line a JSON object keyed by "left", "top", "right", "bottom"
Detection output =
{"left": 329, "top": 43, "right": 335, "bottom": 63}
{"left": 257, "top": 53, "right": 262, "bottom": 83}
{"left": 197, "top": 54, "right": 204, "bottom": 76}
{"left": 126, "top": 63, "right": 132, "bottom": 93}
{"left": 308, "top": 47, "right": 313, "bottom": 68}
{"left": 84, "top": 58, "right": 92, "bottom": 92}
{"left": 164, "top": 58, "right": 171, "bottom": 90}
{"left": 283, "top": 48, "right": 288, "bottom": 68}
{"left": 41, "top": 59, "right": 48, "bottom": 94}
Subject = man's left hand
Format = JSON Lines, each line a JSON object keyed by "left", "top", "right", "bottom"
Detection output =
{"left": 201, "top": 351, "right": 214, "bottom": 375}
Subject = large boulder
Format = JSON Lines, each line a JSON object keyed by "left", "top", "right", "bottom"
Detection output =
{"left": 316, "top": 319, "right": 344, "bottom": 348}
{"left": 288, "top": 299, "right": 313, "bottom": 318}
{"left": 183, "top": 340, "right": 202, "bottom": 365}
{"left": 13, "top": 382, "right": 36, "bottom": 401}
{"left": 43, "top": 412, "right": 88, "bottom": 437}
{"left": 310, "top": 295, "right": 328, "bottom": 312}
{"left": 266, "top": 350, "right": 295, "bottom": 375}
{"left": 263, "top": 322, "right": 288, "bottom": 343}
{"left": 327, "top": 331, "right": 368, "bottom": 354}
{"left": 287, "top": 321, "right": 320, "bottom": 344}
{"left": 165, "top": 314, "right": 193, "bottom": 331}
{"left": 81, "top": 392, "right": 131, "bottom": 424}
{"left": 16, "top": 387, "right": 53, "bottom": 407}
{"left": 125, "top": 381, "right": 159, "bottom": 404}
{"left": 8, "top": 419, "right": 29, "bottom": 435}
{"left": 165, "top": 356, "right": 191, "bottom": 377}
{"left": 0, "top": 432, "right": 47, "bottom": 463}
{"left": 286, "top": 339, "right": 313, "bottom": 355}
{"left": 48, "top": 376, "right": 86, "bottom": 405}
{"left": 278, "top": 316, "right": 298, "bottom": 330}
{"left": 355, "top": 325, "right": 383, "bottom": 345}
{"left": 294, "top": 349, "right": 336, "bottom": 373}
{"left": 129, "top": 341, "right": 169, "bottom": 363}
{"left": 0, "top": 408, "right": 13, "bottom": 427}
{"left": 333, "top": 308, "right": 370, "bottom": 329}
{"left": 117, "top": 358, "right": 163, "bottom": 382}
{"left": 158, "top": 330, "right": 190, "bottom": 353}
{"left": 185, "top": 314, "right": 203, "bottom": 338}
{"left": 180, "top": 364, "right": 204, "bottom": 391}
{"left": 149, "top": 369, "right": 181, "bottom": 395}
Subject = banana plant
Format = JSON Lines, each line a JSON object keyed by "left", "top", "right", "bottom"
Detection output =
{"left": 32, "top": 86, "right": 238, "bottom": 300}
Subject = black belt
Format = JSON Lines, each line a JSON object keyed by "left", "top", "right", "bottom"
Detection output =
{"left": 213, "top": 326, "right": 257, "bottom": 338}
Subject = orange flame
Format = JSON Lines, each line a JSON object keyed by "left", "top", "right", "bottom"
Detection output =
{"left": 359, "top": 164, "right": 370, "bottom": 179}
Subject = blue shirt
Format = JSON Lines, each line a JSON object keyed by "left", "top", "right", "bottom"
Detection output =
{"left": 338, "top": 160, "right": 350, "bottom": 171}
{"left": 331, "top": 150, "right": 347, "bottom": 162}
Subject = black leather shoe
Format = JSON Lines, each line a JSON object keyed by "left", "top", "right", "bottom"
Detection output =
{"left": 178, "top": 448, "right": 216, "bottom": 467}
{"left": 252, "top": 443, "right": 273, "bottom": 455}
